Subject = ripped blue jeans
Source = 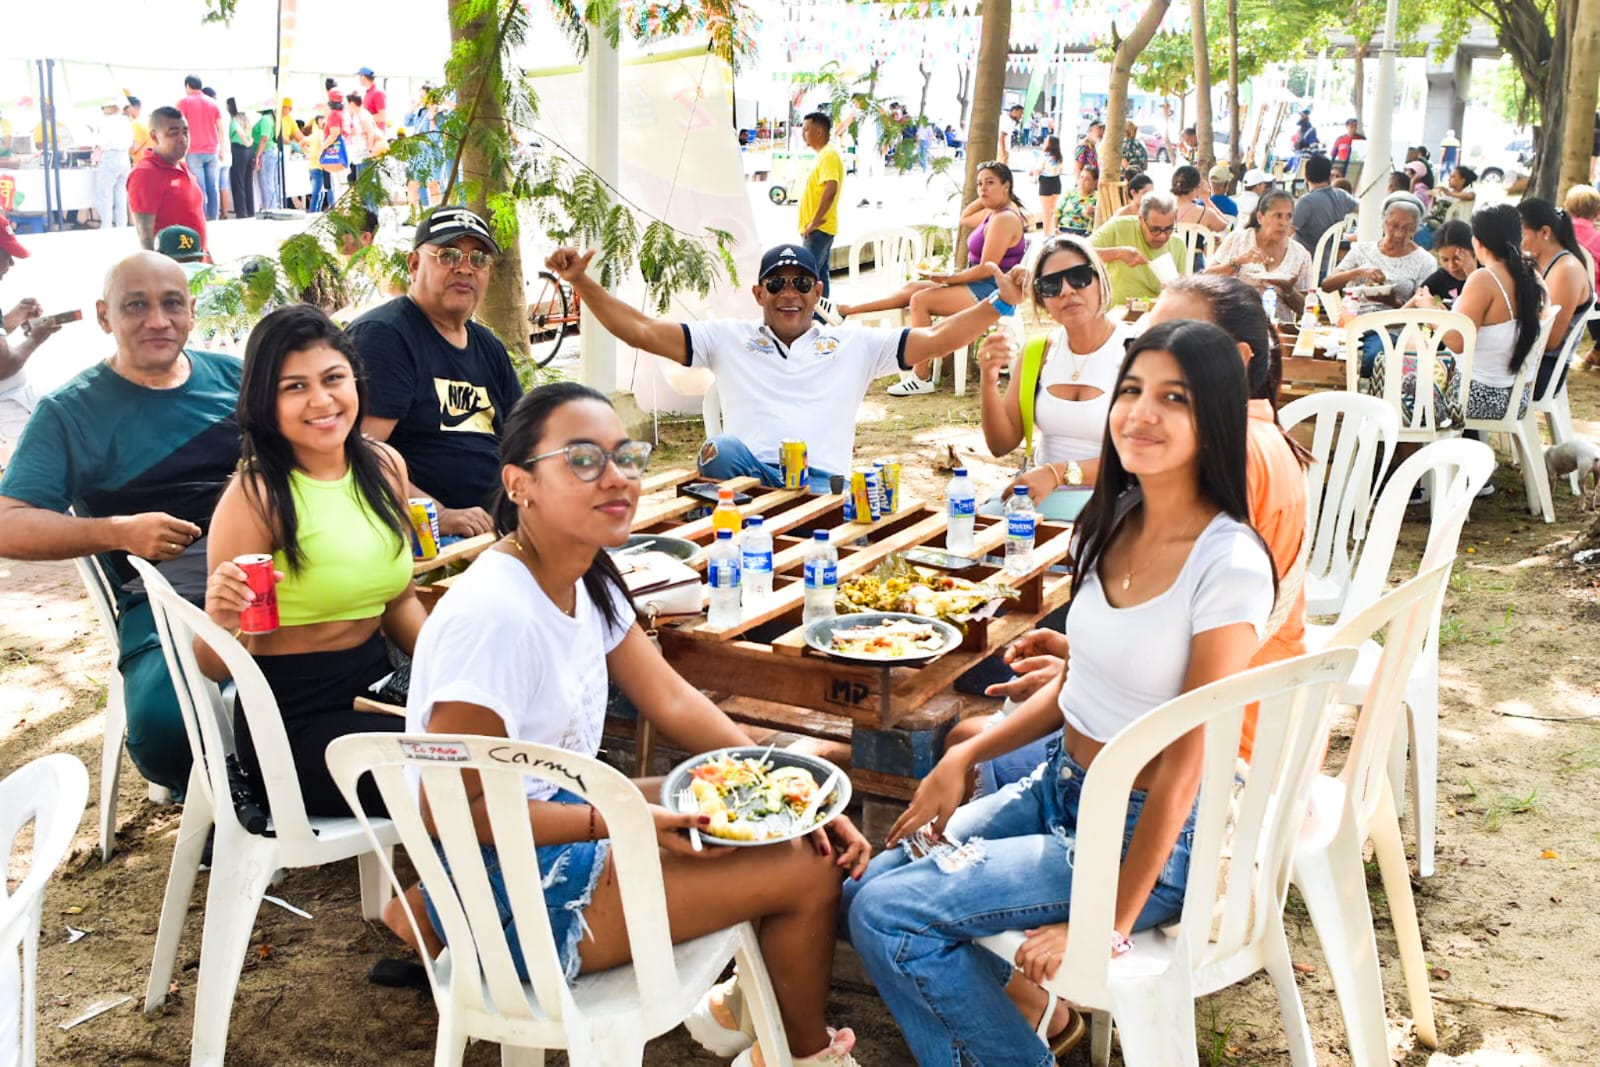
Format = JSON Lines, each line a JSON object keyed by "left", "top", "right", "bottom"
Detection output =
{"left": 842, "top": 738, "right": 1193, "bottom": 1067}
{"left": 421, "top": 789, "right": 610, "bottom": 983}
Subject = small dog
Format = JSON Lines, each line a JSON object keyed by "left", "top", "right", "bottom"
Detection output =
{"left": 1545, "top": 439, "right": 1600, "bottom": 511}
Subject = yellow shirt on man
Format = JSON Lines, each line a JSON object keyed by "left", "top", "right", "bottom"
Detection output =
{"left": 800, "top": 144, "right": 844, "bottom": 236}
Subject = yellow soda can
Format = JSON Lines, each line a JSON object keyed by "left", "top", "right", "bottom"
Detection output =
{"left": 850, "top": 469, "right": 876, "bottom": 524}
{"left": 408, "top": 498, "right": 441, "bottom": 561}
{"left": 880, "top": 462, "right": 901, "bottom": 513}
{"left": 780, "top": 439, "right": 809, "bottom": 490}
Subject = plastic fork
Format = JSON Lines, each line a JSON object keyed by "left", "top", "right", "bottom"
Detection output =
{"left": 676, "top": 787, "right": 703, "bottom": 852}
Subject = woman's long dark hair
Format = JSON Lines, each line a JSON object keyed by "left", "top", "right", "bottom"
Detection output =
{"left": 492, "top": 382, "right": 631, "bottom": 631}
{"left": 1070, "top": 320, "right": 1264, "bottom": 602}
{"left": 1516, "top": 196, "right": 1587, "bottom": 267}
{"left": 237, "top": 304, "right": 411, "bottom": 572}
{"left": 1171, "top": 165, "right": 1202, "bottom": 197}
{"left": 977, "top": 160, "right": 1027, "bottom": 210}
{"left": 1472, "top": 203, "right": 1545, "bottom": 375}
{"left": 1044, "top": 135, "right": 1063, "bottom": 164}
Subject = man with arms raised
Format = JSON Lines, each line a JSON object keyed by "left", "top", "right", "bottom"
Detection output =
{"left": 545, "top": 242, "right": 1026, "bottom": 489}
{"left": 0, "top": 252, "right": 241, "bottom": 794}
{"left": 347, "top": 206, "right": 518, "bottom": 537}
{"left": 0, "top": 215, "right": 65, "bottom": 465}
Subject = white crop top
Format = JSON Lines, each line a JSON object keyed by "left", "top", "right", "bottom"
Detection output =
{"left": 1032, "top": 321, "right": 1132, "bottom": 466}
{"left": 1058, "top": 508, "right": 1276, "bottom": 741}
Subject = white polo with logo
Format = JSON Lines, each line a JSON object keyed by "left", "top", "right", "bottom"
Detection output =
{"left": 681, "top": 320, "right": 910, "bottom": 476}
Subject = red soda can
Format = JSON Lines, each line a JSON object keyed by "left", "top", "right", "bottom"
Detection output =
{"left": 235, "top": 554, "right": 279, "bottom": 634}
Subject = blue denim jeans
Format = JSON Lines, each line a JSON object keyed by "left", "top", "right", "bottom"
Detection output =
{"left": 257, "top": 148, "right": 281, "bottom": 211}
{"left": 802, "top": 229, "right": 836, "bottom": 297}
{"left": 697, "top": 434, "right": 836, "bottom": 493}
{"left": 843, "top": 740, "right": 1194, "bottom": 1067}
{"left": 187, "top": 152, "right": 220, "bottom": 220}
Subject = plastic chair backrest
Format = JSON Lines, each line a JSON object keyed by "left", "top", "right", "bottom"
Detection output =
{"left": 1172, "top": 223, "right": 1216, "bottom": 274}
{"left": 847, "top": 227, "right": 922, "bottom": 285}
{"left": 1534, "top": 296, "right": 1586, "bottom": 405}
{"left": 1463, "top": 305, "right": 1557, "bottom": 434}
{"left": 0, "top": 754, "right": 89, "bottom": 1067}
{"left": 1310, "top": 213, "right": 1356, "bottom": 283}
{"left": 1279, "top": 392, "right": 1399, "bottom": 593}
{"left": 1046, "top": 649, "right": 1358, "bottom": 1005}
{"left": 127, "top": 557, "right": 320, "bottom": 846}
{"left": 1322, "top": 564, "right": 1451, "bottom": 830}
{"left": 71, "top": 554, "right": 123, "bottom": 654}
{"left": 325, "top": 733, "right": 682, "bottom": 1051}
{"left": 1345, "top": 308, "right": 1476, "bottom": 433}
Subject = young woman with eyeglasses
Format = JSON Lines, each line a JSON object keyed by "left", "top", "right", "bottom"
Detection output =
{"left": 199, "top": 305, "right": 424, "bottom": 817}
{"left": 975, "top": 235, "right": 1129, "bottom": 508}
{"left": 385, "top": 382, "right": 875, "bottom": 1067}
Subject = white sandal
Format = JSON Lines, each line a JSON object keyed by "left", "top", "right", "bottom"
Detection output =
{"left": 683, "top": 976, "right": 753, "bottom": 1056}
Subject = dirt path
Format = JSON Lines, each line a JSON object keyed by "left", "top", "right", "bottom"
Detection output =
{"left": 4, "top": 370, "right": 1598, "bottom": 1066}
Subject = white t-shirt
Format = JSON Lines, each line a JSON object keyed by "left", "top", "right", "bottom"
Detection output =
{"left": 405, "top": 550, "right": 635, "bottom": 800}
{"left": 683, "top": 320, "right": 909, "bottom": 476}
{"left": 1213, "top": 229, "right": 1314, "bottom": 323}
{"left": 1059, "top": 508, "right": 1275, "bottom": 742}
{"left": 1031, "top": 321, "right": 1131, "bottom": 466}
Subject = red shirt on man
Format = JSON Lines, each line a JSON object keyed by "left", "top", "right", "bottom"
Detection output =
{"left": 176, "top": 90, "right": 221, "bottom": 154}
{"left": 365, "top": 87, "right": 387, "bottom": 122}
{"left": 127, "top": 149, "right": 208, "bottom": 253}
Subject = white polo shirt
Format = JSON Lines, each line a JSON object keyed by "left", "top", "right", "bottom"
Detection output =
{"left": 682, "top": 319, "right": 909, "bottom": 476}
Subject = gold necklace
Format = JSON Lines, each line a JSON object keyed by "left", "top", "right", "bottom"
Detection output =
{"left": 1119, "top": 519, "right": 1207, "bottom": 591}
{"left": 505, "top": 534, "right": 578, "bottom": 616}
{"left": 1065, "top": 320, "right": 1115, "bottom": 382}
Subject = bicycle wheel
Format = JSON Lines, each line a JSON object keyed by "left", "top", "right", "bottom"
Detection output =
{"left": 528, "top": 270, "right": 570, "bottom": 368}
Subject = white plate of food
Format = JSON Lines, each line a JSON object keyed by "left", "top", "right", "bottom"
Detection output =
{"left": 1347, "top": 283, "right": 1394, "bottom": 298}
{"left": 1251, "top": 270, "right": 1296, "bottom": 285}
{"left": 663, "top": 747, "right": 850, "bottom": 846}
{"left": 803, "top": 611, "right": 963, "bottom": 665}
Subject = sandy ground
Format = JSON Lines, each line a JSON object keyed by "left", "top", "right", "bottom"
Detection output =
{"left": 5, "top": 346, "right": 1600, "bottom": 1064}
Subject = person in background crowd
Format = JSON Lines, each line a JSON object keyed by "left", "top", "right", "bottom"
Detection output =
{"left": 1113, "top": 172, "right": 1155, "bottom": 218}
{"left": 1431, "top": 165, "right": 1478, "bottom": 227}
{"left": 1090, "top": 190, "right": 1185, "bottom": 304}
{"left": 1517, "top": 197, "right": 1594, "bottom": 396}
{"left": 1406, "top": 220, "right": 1477, "bottom": 307}
{"left": 1176, "top": 125, "right": 1199, "bottom": 162}
{"left": 345, "top": 90, "right": 381, "bottom": 190}
{"left": 348, "top": 207, "right": 517, "bottom": 537}
{"left": 1292, "top": 108, "right": 1320, "bottom": 154}
{"left": 1387, "top": 171, "right": 1409, "bottom": 196}
{"left": 1561, "top": 184, "right": 1600, "bottom": 343}
{"left": 998, "top": 102, "right": 1024, "bottom": 164}
{"left": 1234, "top": 168, "right": 1272, "bottom": 222}
{"left": 1171, "top": 165, "right": 1227, "bottom": 232}
{"left": 92, "top": 99, "right": 134, "bottom": 230}
{"left": 129, "top": 107, "right": 209, "bottom": 256}
{"left": 155, "top": 224, "right": 208, "bottom": 275}
{"left": 1073, "top": 120, "right": 1102, "bottom": 179}
{"left": 254, "top": 103, "right": 281, "bottom": 213}
{"left": 0, "top": 217, "right": 65, "bottom": 466}
{"left": 0, "top": 252, "right": 242, "bottom": 793}
{"left": 321, "top": 92, "right": 350, "bottom": 194}
{"left": 839, "top": 161, "right": 1028, "bottom": 397}
{"left": 1406, "top": 145, "right": 1436, "bottom": 191}
{"left": 199, "top": 305, "right": 421, "bottom": 817}
{"left": 226, "top": 98, "right": 256, "bottom": 220}
{"left": 357, "top": 67, "right": 387, "bottom": 132}
{"left": 1291, "top": 154, "right": 1358, "bottom": 257}
{"left": 126, "top": 97, "right": 150, "bottom": 162}
{"left": 1207, "top": 162, "right": 1238, "bottom": 219}
{"left": 1056, "top": 165, "right": 1098, "bottom": 235}
{"left": 305, "top": 109, "right": 332, "bottom": 212}
{"left": 176, "top": 77, "right": 221, "bottom": 221}
{"left": 1120, "top": 119, "right": 1148, "bottom": 180}
{"left": 1330, "top": 117, "right": 1362, "bottom": 176}
{"left": 798, "top": 111, "right": 843, "bottom": 298}
{"left": 205, "top": 88, "right": 234, "bottom": 220}
{"left": 1035, "top": 135, "right": 1064, "bottom": 235}
{"left": 1207, "top": 189, "right": 1311, "bottom": 321}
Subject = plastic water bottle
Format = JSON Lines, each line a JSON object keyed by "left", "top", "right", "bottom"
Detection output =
{"left": 1261, "top": 285, "right": 1279, "bottom": 322}
{"left": 741, "top": 515, "right": 773, "bottom": 605}
{"left": 946, "top": 467, "right": 977, "bottom": 555}
{"left": 1004, "top": 486, "right": 1037, "bottom": 574}
{"left": 802, "top": 531, "right": 838, "bottom": 625}
{"left": 707, "top": 529, "right": 742, "bottom": 627}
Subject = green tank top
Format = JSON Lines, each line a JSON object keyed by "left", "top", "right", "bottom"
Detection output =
{"left": 272, "top": 467, "right": 411, "bottom": 627}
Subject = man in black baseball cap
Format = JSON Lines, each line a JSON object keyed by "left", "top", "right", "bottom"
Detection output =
{"left": 543, "top": 239, "right": 1025, "bottom": 489}
{"left": 346, "top": 206, "right": 518, "bottom": 537}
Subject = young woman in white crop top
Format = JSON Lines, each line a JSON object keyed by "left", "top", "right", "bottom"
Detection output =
{"left": 843, "top": 321, "right": 1275, "bottom": 1065}
{"left": 977, "top": 235, "right": 1130, "bottom": 508}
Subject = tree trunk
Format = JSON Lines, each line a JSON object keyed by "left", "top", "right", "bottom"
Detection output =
{"left": 1101, "top": 0, "right": 1174, "bottom": 221}
{"left": 447, "top": 0, "right": 529, "bottom": 360}
{"left": 918, "top": 27, "right": 934, "bottom": 120}
{"left": 1530, "top": 1, "right": 1573, "bottom": 200}
{"left": 1190, "top": 0, "right": 1214, "bottom": 173}
{"left": 1227, "top": 0, "right": 1241, "bottom": 171}
{"left": 1560, "top": 0, "right": 1600, "bottom": 196}
{"left": 961, "top": 0, "right": 1012, "bottom": 266}
{"left": 1353, "top": 42, "right": 1366, "bottom": 129}
{"left": 956, "top": 61, "right": 973, "bottom": 130}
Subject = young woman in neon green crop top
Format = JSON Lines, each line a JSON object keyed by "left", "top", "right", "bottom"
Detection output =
{"left": 200, "top": 304, "right": 425, "bottom": 817}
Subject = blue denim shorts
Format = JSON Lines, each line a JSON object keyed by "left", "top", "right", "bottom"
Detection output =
{"left": 421, "top": 788, "right": 611, "bottom": 983}
{"left": 966, "top": 276, "right": 1000, "bottom": 302}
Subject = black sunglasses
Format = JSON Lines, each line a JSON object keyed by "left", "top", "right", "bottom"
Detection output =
{"left": 1033, "top": 264, "right": 1098, "bottom": 299}
{"left": 762, "top": 274, "right": 818, "bottom": 295}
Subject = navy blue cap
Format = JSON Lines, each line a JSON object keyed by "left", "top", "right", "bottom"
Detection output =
{"left": 758, "top": 243, "right": 819, "bottom": 281}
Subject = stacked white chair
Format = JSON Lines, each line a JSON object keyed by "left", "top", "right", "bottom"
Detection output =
{"left": 976, "top": 649, "right": 1362, "bottom": 1067}
{"left": 326, "top": 732, "right": 793, "bottom": 1067}
{"left": 128, "top": 558, "right": 398, "bottom": 1066}
{"left": 1293, "top": 565, "right": 1453, "bottom": 1066}
{"left": 1304, "top": 439, "right": 1496, "bottom": 877}
{"left": 1, "top": 754, "right": 89, "bottom": 1067}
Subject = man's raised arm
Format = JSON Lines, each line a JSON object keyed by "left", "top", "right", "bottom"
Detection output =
{"left": 544, "top": 248, "right": 691, "bottom": 365}
{"left": 900, "top": 264, "right": 1029, "bottom": 369}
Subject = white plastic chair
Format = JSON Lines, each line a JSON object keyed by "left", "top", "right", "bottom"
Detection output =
{"left": 1346, "top": 308, "right": 1475, "bottom": 450}
{"left": 324, "top": 732, "right": 792, "bottom": 1067}
{"left": 1310, "top": 212, "right": 1357, "bottom": 284}
{"left": 1292, "top": 564, "right": 1452, "bottom": 1066}
{"left": 127, "top": 558, "right": 398, "bottom": 1067}
{"left": 1527, "top": 300, "right": 1586, "bottom": 496}
{"left": 845, "top": 226, "right": 923, "bottom": 329}
{"left": 72, "top": 553, "right": 173, "bottom": 861}
{"left": 1460, "top": 305, "right": 1557, "bottom": 523}
{"left": 0, "top": 754, "right": 90, "bottom": 1067}
{"left": 1305, "top": 438, "right": 1495, "bottom": 877}
{"left": 1172, "top": 223, "right": 1218, "bottom": 275}
{"left": 1279, "top": 393, "right": 1400, "bottom": 617}
{"left": 976, "top": 649, "right": 1362, "bottom": 1067}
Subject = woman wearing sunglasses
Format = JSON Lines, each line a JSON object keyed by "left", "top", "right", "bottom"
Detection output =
{"left": 837, "top": 160, "right": 1030, "bottom": 397}
{"left": 976, "top": 235, "right": 1129, "bottom": 514}
{"left": 387, "top": 382, "right": 874, "bottom": 1067}
{"left": 198, "top": 305, "right": 425, "bottom": 817}
{"left": 1206, "top": 189, "right": 1312, "bottom": 322}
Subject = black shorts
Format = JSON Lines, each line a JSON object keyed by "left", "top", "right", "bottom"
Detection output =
{"left": 1038, "top": 175, "right": 1062, "bottom": 196}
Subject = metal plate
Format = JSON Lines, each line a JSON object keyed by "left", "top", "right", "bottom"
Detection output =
{"left": 803, "top": 611, "right": 963, "bottom": 666}
{"left": 609, "top": 534, "right": 703, "bottom": 566}
{"left": 662, "top": 747, "right": 851, "bottom": 847}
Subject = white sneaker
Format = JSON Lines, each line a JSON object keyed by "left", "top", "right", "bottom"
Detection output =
{"left": 684, "top": 977, "right": 753, "bottom": 1056}
{"left": 886, "top": 374, "right": 935, "bottom": 397}
{"left": 731, "top": 1027, "right": 860, "bottom": 1067}
{"left": 814, "top": 296, "right": 845, "bottom": 326}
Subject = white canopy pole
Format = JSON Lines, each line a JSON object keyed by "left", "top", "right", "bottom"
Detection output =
{"left": 1357, "top": 0, "right": 1400, "bottom": 240}
{"left": 581, "top": 24, "right": 619, "bottom": 396}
